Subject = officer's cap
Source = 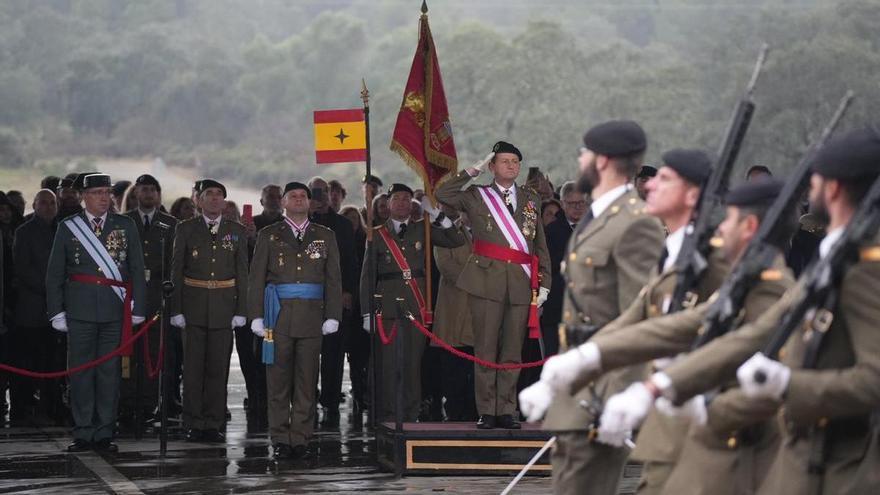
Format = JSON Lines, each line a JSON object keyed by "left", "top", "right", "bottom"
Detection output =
{"left": 73, "top": 172, "right": 100, "bottom": 191}
{"left": 582, "top": 120, "right": 647, "bottom": 157}
{"left": 82, "top": 174, "right": 112, "bottom": 190}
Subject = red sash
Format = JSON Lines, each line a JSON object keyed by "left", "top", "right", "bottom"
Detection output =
{"left": 472, "top": 238, "right": 541, "bottom": 338}
{"left": 70, "top": 273, "right": 135, "bottom": 356}
{"left": 376, "top": 226, "right": 431, "bottom": 326}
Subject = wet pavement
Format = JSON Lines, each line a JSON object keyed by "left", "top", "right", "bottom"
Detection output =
{"left": 1, "top": 350, "right": 552, "bottom": 494}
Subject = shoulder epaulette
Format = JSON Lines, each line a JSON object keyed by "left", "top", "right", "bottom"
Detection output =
{"left": 760, "top": 269, "right": 783, "bottom": 281}
{"left": 860, "top": 246, "right": 880, "bottom": 262}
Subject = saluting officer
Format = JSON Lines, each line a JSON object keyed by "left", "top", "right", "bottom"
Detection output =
{"left": 360, "top": 183, "right": 464, "bottom": 422}
{"left": 170, "top": 179, "right": 248, "bottom": 443}
{"left": 249, "top": 182, "right": 342, "bottom": 459}
{"left": 46, "top": 173, "right": 147, "bottom": 452}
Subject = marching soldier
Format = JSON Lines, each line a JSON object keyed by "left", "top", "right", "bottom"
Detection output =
{"left": 528, "top": 121, "right": 666, "bottom": 494}
{"left": 46, "top": 173, "right": 147, "bottom": 452}
{"left": 361, "top": 183, "right": 464, "bottom": 422}
{"left": 435, "top": 142, "right": 551, "bottom": 430}
{"left": 119, "top": 174, "right": 178, "bottom": 427}
{"left": 170, "top": 179, "right": 248, "bottom": 443}
{"left": 248, "top": 182, "right": 342, "bottom": 459}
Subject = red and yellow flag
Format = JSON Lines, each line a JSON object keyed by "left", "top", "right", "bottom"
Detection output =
{"left": 390, "top": 8, "right": 457, "bottom": 200}
{"left": 314, "top": 109, "right": 367, "bottom": 164}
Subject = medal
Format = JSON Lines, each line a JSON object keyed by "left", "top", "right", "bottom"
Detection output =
{"left": 145, "top": 269, "right": 151, "bottom": 282}
{"left": 119, "top": 251, "right": 127, "bottom": 261}
{"left": 415, "top": 241, "right": 422, "bottom": 251}
{"left": 278, "top": 254, "right": 284, "bottom": 267}
{"left": 192, "top": 248, "right": 199, "bottom": 258}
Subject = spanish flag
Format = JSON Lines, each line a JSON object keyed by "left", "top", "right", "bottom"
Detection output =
{"left": 314, "top": 109, "right": 367, "bottom": 164}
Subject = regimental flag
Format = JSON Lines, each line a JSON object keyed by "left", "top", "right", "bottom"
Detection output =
{"left": 314, "top": 109, "right": 367, "bottom": 164}
{"left": 390, "top": 8, "right": 457, "bottom": 201}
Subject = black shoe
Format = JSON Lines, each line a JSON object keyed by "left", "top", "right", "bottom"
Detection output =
{"left": 202, "top": 429, "right": 225, "bottom": 443}
{"left": 497, "top": 414, "right": 521, "bottom": 429}
{"left": 273, "top": 443, "right": 293, "bottom": 459}
{"left": 185, "top": 429, "right": 203, "bottom": 442}
{"left": 321, "top": 409, "right": 340, "bottom": 428}
{"left": 476, "top": 415, "right": 496, "bottom": 429}
{"left": 289, "top": 444, "right": 308, "bottom": 459}
{"left": 93, "top": 439, "right": 119, "bottom": 453}
{"left": 67, "top": 439, "right": 91, "bottom": 452}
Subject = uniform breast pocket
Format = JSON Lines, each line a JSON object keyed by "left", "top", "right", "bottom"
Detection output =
{"left": 576, "top": 247, "right": 611, "bottom": 293}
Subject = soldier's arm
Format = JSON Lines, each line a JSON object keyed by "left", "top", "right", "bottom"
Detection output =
{"left": 234, "top": 226, "right": 249, "bottom": 316}
{"left": 125, "top": 218, "right": 147, "bottom": 317}
{"left": 434, "top": 170, "right": 475, "bottom": 212}
{"left": 594, "top": 287, "right": 649, "bottom": 336}
{"left": 533, "top": 202, "right": 552, "bottom": 290}
{"left": 13, "top": 228, "right": 42, "bottom": 293}
{"left": 705, "top": 387, "right": 780, "bottom": 437}
{"left": 324, "top": 231, "right": 343, "bottom": 322}
{"left": 783, "top": 263, "right": 880, "bottom": 423}
{"left": 612, "top": 216, "right": 665, "bottom": 313}
{"left": 247, "top": 230, "right": 269, "bottom": 320}
{"left": 429, "top": 222, "right": 465, "bottom": 248}
{"left": 169, "top": 223, "right": 186, "bottom": 316}
{"left": 45, "top": 223, "right": 68, "bottom": 319}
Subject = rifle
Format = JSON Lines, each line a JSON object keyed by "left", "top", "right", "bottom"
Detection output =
{"left": 668, "top": 44, "right": 768, "bottom": 313}
{"left": 691, "top": 91, "right": 854, "bottom": 349}
{"left": 756, "top": 171, "right": 880, "bottom": 379}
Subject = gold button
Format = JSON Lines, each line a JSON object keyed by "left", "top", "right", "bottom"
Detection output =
{"left": 564, "top": 311, "right": 571, "bottom": 319}
{"left": 144, "top": 240, "right": 149, "bottom": 245}
{"left": 210, "top": 272, "right": 214, "bottom": 276}
{"left": 629, "top": 198, "right": 637, "bottom": 205}
{"left": 727, "top": 436, "right": 737, "bottom": 449}
{"left": 297, "top": 267, "right": 302, "bottom": 271}
{"left": 211, "top": 258, "right": 216, "bottom": 262}
{"left": 213, "top": 245, "right": 217, "bottom": 250}
{"left": 144, "top": 253, "right": 149, "bottom": 257}
{"left": 611, "top": 206, "right": 620, "bottom": 213}
{"left": 297, "top": 254, "right": 302, "bottom": 258}
{"left": 569, "top": 253, "right": 577, "bottom": 261}
{"left": 97, "top": 267, "right": 102, "bottom": 272}
{"left": 779, "top": 348, "right": 786, "bottom": 359}
{"left": 585, "top": 257, "right": 593, "bottom": 266}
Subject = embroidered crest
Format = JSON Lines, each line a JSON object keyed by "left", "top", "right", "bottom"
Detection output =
{"left": 306, "top": 240, "right": 326, "bottom": 259}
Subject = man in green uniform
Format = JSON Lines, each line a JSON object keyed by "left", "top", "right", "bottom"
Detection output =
{"left": 360, "top": 183, "right": 464, "bottom": 422}
{"left": 435, "top": 141, "right": 551, "bottom": 430}
{"left": 46, "top": 173, "right": 147, "bottom": 452}
{"left": 170, "top": 179, "right": 248, "bottom": 443}
{"left": 248, "top": 182, "right": 342, "bottom": 459}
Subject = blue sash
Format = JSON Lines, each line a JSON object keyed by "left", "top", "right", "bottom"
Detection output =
{"left": 263, "top": 283, "right": 324, "bottom": 329}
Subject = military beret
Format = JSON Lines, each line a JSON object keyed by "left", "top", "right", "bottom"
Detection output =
{"left": 362, "top": 174, "right": 383, "bottom": 187}
{"left": 82, "top": 173, "right": 112, "bottom": 190}
{"left": 198, "top": 179, "right": 227, "bottom": 198}
{"left": 661, "top": 148, "right": 713, "bottom": 186}
{"left": 283, "top": 181, "right": 311, "bottom": 199}
{"left": 388, "top": 183, "right": 414, "bottom": 197}
{"left": 112, "top": 180, "right": 131, "bottom": 196}
{"left": 492, "top": 141, "right": 523, "bottom": 161}
{"left": 813, "top": 126, "right": 880, "bottom": 179}
{"left": 583, "top": 120, "right": 647, "bottom": 157}
{"left": 73, "top": 172, "right": 100, "bottom": 191}
{"left": 745, "top": 165, "right": 772, "bottom": 179}
{"left": 725, "top": 178, "right": 784, "bottom": 207}
{"left": 134, "top": 174, "right": 161, "bottom": 191}
{"left": 636, "top": 165, "right": 657, "bottom": 178}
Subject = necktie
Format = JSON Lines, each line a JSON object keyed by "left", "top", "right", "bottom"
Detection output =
{"left": 208, "top": 221, "right": 217, "bottom": 238}
{"left": 92, "top": 217, "right": 103, "bottom": 235}
{"left": 502, "top": 190, "right": 515, "bottom": 216}
{"left": 657, "top": 247, "right": 669, "bottom": 274}
{"left": 572, "top": 209, "right": 594, "bottom": 239}
{"left": 144, "top": 214, "right": 150, "bottom": 230}
{"left": 398, "top": 223, "right": 408, "bottom": 239}
{"left": 295, "top": 228, "right": 304, "bottom": 242}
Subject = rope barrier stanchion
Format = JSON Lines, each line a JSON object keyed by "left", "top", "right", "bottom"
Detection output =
{"left": 400, "top": 311, "right": 548, "bottom": 370}
{"left": 0, "top": 314, "right": 161, "bottom": 379}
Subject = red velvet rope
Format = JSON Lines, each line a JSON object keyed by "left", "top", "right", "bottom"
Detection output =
{"left": 0, "top": 315, "right": 161, "bottom": 379}
{"left": 142, "top": 319, "right": 165, "bottom": 380}
{"left": 375, "top": 311, "right": 548, "bottom": 370}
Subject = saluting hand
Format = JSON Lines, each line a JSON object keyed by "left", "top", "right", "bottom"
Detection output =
{"left": 467, "top": 152, "right": 495, "bottom": 177}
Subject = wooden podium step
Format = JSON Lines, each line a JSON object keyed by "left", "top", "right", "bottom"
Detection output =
{"left": 377, "top": 421, "right": 553, "bottom": 475}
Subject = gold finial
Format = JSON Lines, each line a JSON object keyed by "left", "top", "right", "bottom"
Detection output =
{"left": 421, "top": 0, "right": 428, "bottom": 15}
{"left": 360, "top": 78, "right": 369, "bottom": 108}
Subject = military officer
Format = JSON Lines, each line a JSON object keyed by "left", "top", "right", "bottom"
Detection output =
{"left": 435, "top": 142, "right": 552, "bottom": 430}
{"left": 360, "top": 183, "right": 464, "bottom": 423}
{"left": 248, "top": 182, "right": 342, "bottom": 459}
{"left": 46, "top": 173, "right": 147, "bottom": 452}
{"left": 527, "top": 121, "right": 666, "bottom": 494}
{"left": 170, "top": 179, "right": 248, "bottom": 443}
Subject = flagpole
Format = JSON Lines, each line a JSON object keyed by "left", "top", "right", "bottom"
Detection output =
{"left": 421, "top": 0, "right": 434, "bottom": 327}
{"left": 361, "top": 79, "right": 378, "bottom": 433}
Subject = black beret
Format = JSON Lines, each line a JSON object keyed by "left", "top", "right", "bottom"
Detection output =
{"left": 197, "top": 179, "right": 227, "bottom": 198}
{"left": 813, "top": 126, "right": 880, "bottom": 179}
{"left": 583, "top": 120, "right": 647, "bottom": 157}
{"left": 725, "top": 178, "right": 784, "bottom": 207}
{"left": 492, "top": 141, "right": 523, "bottom": 161}
{"left": 73, "top": 172, "right": 100, "bottom": 191}
{"left": 283, "top": 181, "right": 311, "bottom": 199}
{"left": 134, "top": 174, "right": 161, "bottom": 191}
{"left": 636, "top": 165, "right": 657, "bottom": 178}
{"left": 388, "top": 183, "right": 414, "bottom": 197}
{"left": 661, "top": 148, "right": 713, "bottom": 186}
{"left": 745, "top": 165, "right": 772, "bottom": 178}
{"left": 112, "top": 180, "right": 132, "bottom": 196}
{"left": 56, "top": 178, "right": 75, "bottom": 191}
{"left": 82, "top": 173, "right": 112, "bottom": 190}
{"left": 362, "top": 174, "right": 383, "bottom": 187}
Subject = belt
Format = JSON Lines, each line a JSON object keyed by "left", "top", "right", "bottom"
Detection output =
{"left": 69, "top": 273, "right": 135, "bottom": 357}
{"left": 472, "top": 238, "right": 541, "bottom": 338}
{"left": 264, "top": 283, "right": 324, "bottom": 330}
{"left": 184, "top": 277, "right": 236, "bottom": 289}
{"left": 377, "top": 269, "right": 425, "bottom": 282}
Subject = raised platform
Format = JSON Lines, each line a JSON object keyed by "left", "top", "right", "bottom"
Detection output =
{"left": 376, "top": 421, "right": 553, "bottom": 475}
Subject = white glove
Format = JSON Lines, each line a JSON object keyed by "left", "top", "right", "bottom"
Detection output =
{"left": 362, "top": 314, "right": 372, "bottom": 333}
{"left": 170, "top": 314, "right": 186, "bottom": 329}
{"left": 597, "top": 382, "right": 654, "bottom": 446}
{"left": 737, "top": 352, "right": 791, "bottom": 400}
{"left": 322, "top": 319, "right": 340, "bottom": 336}
{"left": 420, "top": 197, "right": 453, "bottom": 227}
{"left": 655, "top": 395, "right": 707, "bottom": 425}
{"left": 519, "top": 380, "right": 555, "bottom": 422}
{"left": 132, "top": 315, "right": 146, "bottom": 325}
{"left": 251, "top": 318, "right": 267, "bottom": 338}
{"left": 536, "top": 286, "right": 550, "bottom": 307}
{"left": 539, "top": 342, "right": 601, "bottom": 391}
{"left": 51, "top": 312, "right": 68, "bottom": 333}
{"left": 467, "top": 152, "right": 495, "bottom": 176}
{"left": 231, "top": 315, "right": 246, "bottom": 329}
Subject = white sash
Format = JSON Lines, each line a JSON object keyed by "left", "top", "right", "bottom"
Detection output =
{"left": 477, "top": 186, "right": 531, "bottom": 279}
{"left": 65, "top": 216, "right": 126, "bottom": 302}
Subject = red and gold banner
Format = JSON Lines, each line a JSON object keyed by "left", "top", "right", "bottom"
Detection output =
{"left": 390, "top": 10, "right": 457, "bottom": 200}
